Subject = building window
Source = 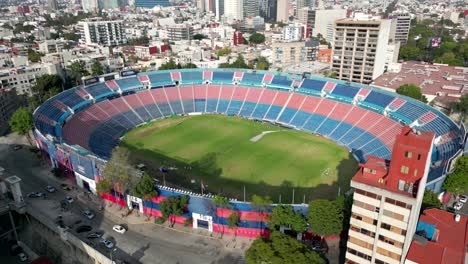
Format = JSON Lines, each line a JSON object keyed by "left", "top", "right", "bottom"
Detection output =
{"left": 413, "top": 169, "right": 418, "bottom": 177}
{"left": 417, "top": 154, "right": 422, "bottom": 160}
{"left": 400, "top": 166, "right": 409, "bottom": 174}
{"left": 381, "top": 223, "right": 391, "bottom": 230}
{"left": 404, "top": 151, "right": 412, "bottom": 158}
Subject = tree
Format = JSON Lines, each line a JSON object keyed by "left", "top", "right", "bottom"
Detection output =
{"left": 226, "top": 211, "right": 240, "bottom": 237}
{"left": 307, "top": 199, "right": 343, "bottom": 237}
{"left": 67, "top": 61, "right": 88, "bottom": 85}
{"left": 159, "top": 58, "right": 178, "bottom": 70}
{"left": 159, "top": 195, "right": 189, "bottom": 227}
{"left": 30, "top": 74, "right": 63, "bottom": 106}
{"left": 96, "top": 178, "right": 113, "bottom": 196}
{"left": 63, "top": 32, "right": 80, "bottom": 41}
{"left": 399, "top": 46, "right": 420, "bottom": 60}
{"left": 249, "top": 33, "right": 266, "bottom": 44}
{"left": 219, "top": 54, "right": 252, "bottom": 69}
{"left": 268, "top": 205, "right": 307, "bottom": 233}
{"left": 9, "top": 107, "right": 34, "bottom": 145}
{"left": 452, "top": 94, "right": 468, "bottom": 121}
{"left": 442, "top": 172, "right": 468, "bottom": 195}
{"left": 91, "top": 60, "right": 104, "bottom": 76}
{"left": 193, "top": 33, "right": 207, "bottom": 40}
{"left": 454, "top": 156, "right": 468, "bottom": 173}
{"left": 28, "top": 49, "right": 43, "bottom": 63}
{"left": 183, "top": 63, "right": 197, "bottom": 69}
{"left": 103, "top": 148, "right": 138, "bottom": 199}
{"left": 422, "top": 190, "right": 441, "bottom": 211}
{"left": 255, "top": 56, "right": 269, "bottom": 70}
{"left": 133, "top": 173, "right": 158, "bottom": 219}
{"left": 396, "top": 84, "right": 427, "bottom": 102}
{"left": 245, "top": 231, "right": 325, "bottom": 264}
{"left": 217, "top": 46, "right": 232, "bottom": 57}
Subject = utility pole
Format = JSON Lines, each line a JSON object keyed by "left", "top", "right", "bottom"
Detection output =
{"left": 292, "top": 188, "right": 295, "bottom": 204}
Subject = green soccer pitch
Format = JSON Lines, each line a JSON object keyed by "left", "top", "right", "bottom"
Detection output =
{"left": 121, "top": 115, "right": 358, "bottom": 202}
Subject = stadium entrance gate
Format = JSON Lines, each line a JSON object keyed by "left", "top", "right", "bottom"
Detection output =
{"left": 192, "top": 213, "right": 213, "bottom": 232}
{"left": 126, "top": 195, "right": 143, "bottom": 213}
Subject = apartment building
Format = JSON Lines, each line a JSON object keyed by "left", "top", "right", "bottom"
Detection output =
{"left": 276, "top": 0, "right": 289, "bottom": 22}
{"left": 0, "top": 88, "right": 21, "bottom": 135}
{"left": 167, "top": 24, "right": 193, "bottom": 41}
{"left": 78, "top": 19, "right": 126, "bottom": 46}
{"left": 346, "top": 127, "right": 435, "bottom": 264}
{"left": 389, "top": 13, "right": 411, "bottom": 44}
{"left": 272, "top": 40, "right": 318, "bottom": 65}
{"left": 332, "top": 14, "right": 391, "bottom": 84}
{"left": 0, "top": 63, "right": 61, "bottom": 96}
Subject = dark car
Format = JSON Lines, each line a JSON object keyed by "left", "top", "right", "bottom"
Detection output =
{"left": 87, "top": 232, "right": 103, "bottom": 239}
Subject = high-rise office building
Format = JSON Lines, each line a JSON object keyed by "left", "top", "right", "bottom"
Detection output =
{"left": 215, "top": 0, "right": 224, "bottom": 20}
{"left": 47, "top": 0, "right": 59, "bottom": 10}
{"left": 345, "top": 127, "right": 434, "bottom": 264}
{"left": 99, "top": 0, "right": 119, "bottom": 9}
{"left": 331, "top": 14, "right": 391, "bottom": 84}
{"left": 224, "top": 0, "right": 243, "bottom": 20}
{"left": 78, "top": 19, "right": 127, "bottom": 46}
{"left": 389, "top": 12, "right": 411, "bottom": 44}
{"left": 312, "top": 9, "right": 347, "bottom": 43}
{"left": 259, "top": 0, "right": 276, "bottom": 21}
{"left": 244, "top": 0, "right": 259, "bottom": 18}
{"left": 297, "top": 7, "right": 315, "bottom": 38}
{"left": 276, "top": 0, "right": 289, "bottom": 22}
{"left": 82, "top": 0, "right": 98, "bottom": 12}
{"left": 196, "top": 0, "right": 205, "bottom": 12}
{"left": 135, "top": 0, "right": 170, "bottom": 8}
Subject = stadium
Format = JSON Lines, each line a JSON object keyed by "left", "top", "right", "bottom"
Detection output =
{"left": 32, "top": 69, "right": 465, "bottom": 237}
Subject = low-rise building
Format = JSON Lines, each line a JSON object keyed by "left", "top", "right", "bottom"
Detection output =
{"left": 0, "top": 88, "right": 21, "bottom": 135}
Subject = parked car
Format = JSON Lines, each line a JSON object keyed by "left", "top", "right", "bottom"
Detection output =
{"left": 454, "top": 202, "right": 463, "bottom": 211}
{"left": 45, "top": 185, "right": 56, "bottom": 193}
{"left": 460, "top": 195, "right": 467, "bottom": 204}
{"left": 100, "top": 239, "right": 114, "bottom": 249}
{"left": 27, "top": 192, "right": 45, "bottom": 198}
{"left": 65, "top": 196, "right": 74, "bottom": 204}
{"left": 61, "top": 184, "right": 71, "bottom": 191}
{"left": 113, "top": 225, "right": 126, "bottom": 234}
{"left": 455, "top": 214, "right": 461, "bottom": 222}
{"left": 87, "top": 232, "right": 103, "bottom": 239}
{"left": 13, "top": 145, "right": 22, "bottom": 151}
{"left": 83, "top": 209, "right": 95, "bottom": 220}
{"left": 18, "top": 252, "right": 28, "bottom": 262}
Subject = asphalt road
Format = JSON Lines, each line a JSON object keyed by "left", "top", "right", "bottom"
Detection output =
{"left": 0, "top": 134, "right": 245, "bottom": 264}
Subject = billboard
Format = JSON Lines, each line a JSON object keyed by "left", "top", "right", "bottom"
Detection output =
{"left": 83, "top": 77, "right": 99, "bottom": 86}
{"left": 120, "top": 69, "right": 138, "bottom": 77}
{"left": 430, "top": 37, "right": 441, "bottom": 48}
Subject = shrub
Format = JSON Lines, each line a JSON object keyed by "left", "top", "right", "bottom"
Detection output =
{"left": 184, "top": 217, "right": 193, "bottom": 227}
{"left": 155, "top": 217, "right": 166, "bottom": 224}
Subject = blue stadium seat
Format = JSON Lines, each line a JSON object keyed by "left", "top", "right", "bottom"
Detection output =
{"left": 395, "top": 102, "right": 426, "bottom": 122}
{"left": 216, "top": 99, "right": 230, "bottom": 113}
{"left": 148, "top": 72, "right": 172, "bottom": 86}
{"left": 363, "top": 91, "right": 394, "bottom": 109}
{"left": 133, "top": 106, "right": 153, "bottom": 122}
{"left": 168, "top": 99, "right": 184, "bottom": 115}
{"left": 264, "top": 105, "right": 283, "bottom": 120}
{"left": 115, "top": 77, "right": 142, "bottom": 91}
{"left": 331, "top": 84, "right": 359, "bottom": 99}
{"left": 181, "top": 100, "right": 195, "bottom": 113}
{"left": 206, "top": 99, "right": 218, "bottom": 113}
{"left": 299, "top": 79, "right": 326, "bottom": 92}
{"left": 339, "top": 127, "right": 366, "bottom": 145}
{"left": 180, "top": 71, "right": 203, "bottom": 84}
{"left": 239, "top": 102, "right": 257, "bottom": 117}
{"left": 212, "top": 71, "right": 234, "bottom": 83}
{"left": 157, "top": 102, "right": 173, "bottom": 116}
{"left": 277, "top": 108, "right": 297, "bottom": 123}
{"left": 270, "top": 76, "right": 292, "bottom": 87}
{"left": 195, "top": 99, "right": 206, "bottom": 112}
{"left": 251, "top": 104, "right": 270, "bottom": 119}
{"left": 241, "top": 73, "right": 264, "bottom": 85}
{"left": 226, "top": 100, "right": 243, "bottom": 116}
{"left": 302, "top": 114, "right": 325, "bottom": 132}
{"left": 84, "top": 83, "right": 113, "bottom": 98}
{"left": 289, "top": 111, "right": 310, "bottom": 127}
{"left": 54, "top": 89, "right": 85, "bottom": 108}
{"left": 316, "top": 118, "right": 340, "bottom": 136}
{"left": 328, "top": 122, "right": 353, "bottom": 141}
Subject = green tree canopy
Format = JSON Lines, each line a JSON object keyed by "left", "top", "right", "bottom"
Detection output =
{"left": 132, "top": 173, "right": 158, "bottom": 200}
{"left": 268, "top": 205, "right": 307, "bottom": 232}
{"left": 307, "top": 199, "right": 343, "bottom": 237}
{"left": 255, "top": 56, "right": 270, "bottom": 70}
{"left": 227, "top": 211, "right": 240, "bottom": 230}
{"left": 91, "top": 60, "right": 104, "bottom": 76}
{"left": 30, "top": 74, "right": 63, "bottom": 106}
{"left": 454, "top": 156, "right": 468, "bottom": 173}
{"left": 396, "top": 84, "right": 427, "bottom": 102}
{"left": 245, "top": 231, "right": 325, "bottom": 264}
{"left": 217, "top": 46, "right": 232, "bottom": 57}
{"left": 249, "top": 33, "right": 266, "bottom": 44}
{"left": 9, "top": 107, "right": 34, "bottom": 145}
{"left": 442, "top": 172, "right": 468, "bottom": 195}
{"left": 399, "top": 46, "right": 420, "bottom": 60}
{"left": 67, "top": 61, "right": 89, "bottom": 85}
{"left": 159, "top": 195, "right": 189, "bottom": 226}
{"left": 103, "top": 148, "right": 138, "bottom": 195}
{"left": 219, "top": 54, "right": 252, "bottom": 69}
{"left": 28, "top": 49, "right": 43, "bottom": 63}
{"left": 422, "top": 190, "right": 442, "bottom": 211}
{"left": 63, "top": 32, "right": 80, "bottom": 41}
{"left": 193, "top": 33, "right": 207, "bottom": 40}
{"left": 96, "top": 178, "right": 113, "bottom": 196}
{"left": 451, "top": 94, "right": 468, "bottom": 121}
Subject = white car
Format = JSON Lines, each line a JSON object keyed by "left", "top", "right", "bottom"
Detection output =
{"left": 113, "top": 225, "right": 126, "bottom": 234}
{"left": 100, "top": 239, "right": 114, "bottom": 249}
{"left": 454, "top": 202, "right": 463, "bottom": 211}
{"left": 45, "top": 185, "right": 56, "bottom": 193}
{"left": 460, "top": 195, "right": 468, "bottom": 204}
{"left": 18, "top": 252, "right": 28, "bottom": 262}
{"left": 65, "top": 196, "right": 74, "bottom": 204}
{"left": 83, "top": 209, "right": 95, "bottom": 220}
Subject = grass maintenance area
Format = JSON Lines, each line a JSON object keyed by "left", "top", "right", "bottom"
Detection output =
{"left": 121, "top": 115, "right": 358, "bottom": 202}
